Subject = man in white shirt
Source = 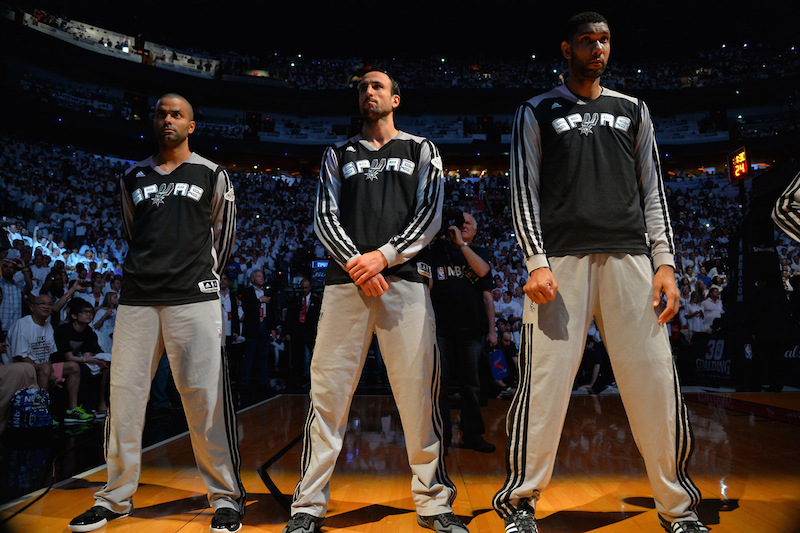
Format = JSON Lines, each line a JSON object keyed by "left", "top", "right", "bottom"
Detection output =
{"left": 701, "top": 285, "right": 724, "bottom": 332}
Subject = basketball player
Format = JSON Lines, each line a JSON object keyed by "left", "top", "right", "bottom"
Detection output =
{"left": 492, "top": 13, "right": 707, "bottom": 533}
{"left": 283, "top": 70, "right": 467, "bottom": 533}
{"left": 69, "top": 94, "right": 245, "bottom": 533}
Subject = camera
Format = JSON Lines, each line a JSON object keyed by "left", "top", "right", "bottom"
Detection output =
{"left": 435, "top": 208, "right": 465, "bottom": 241}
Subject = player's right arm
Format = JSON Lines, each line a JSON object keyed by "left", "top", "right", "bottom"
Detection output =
{"left": 314, "top": 146, "right": 360, "bottom": 268}
{"left": 119, "top": 173, "right": 135, "bottom": 242}
{"left": 510, "top": 102, "right": 557, "bottom": 302}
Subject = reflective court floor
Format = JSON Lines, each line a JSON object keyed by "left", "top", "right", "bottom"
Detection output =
{"left": 2, "top": 389, "right": 799, "bottom": 532}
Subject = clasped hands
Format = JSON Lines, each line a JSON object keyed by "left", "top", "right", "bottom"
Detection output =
{"left": 346, "top": 250, "right": 389, "bottom": 297}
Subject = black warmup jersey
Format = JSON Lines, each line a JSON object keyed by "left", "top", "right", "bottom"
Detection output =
{"left": 315, "top": 131, "right": 443, "bottom": 285}
{"left": 511, "top": 85, "right": 674, "bottom": 272}
{"left": 119, "top": 153, "right": 236, "bottom": 306}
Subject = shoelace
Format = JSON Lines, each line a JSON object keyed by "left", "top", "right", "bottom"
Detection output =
{"left": 434, "top": 514, "right": 463, "bottom": 527}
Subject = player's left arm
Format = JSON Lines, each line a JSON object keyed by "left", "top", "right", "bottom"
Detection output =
{"left": 635, "top": 100, "right": 678, "bottom": 323}
{"left": 348, "top": 139, "right": 444, "bottom": 285}
{"left": 211, "top": 167, "right": 237, "bottom": 274}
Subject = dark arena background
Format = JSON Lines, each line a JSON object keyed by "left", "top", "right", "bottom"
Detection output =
{"left": 0, "top": 1, "right": 799, "bottom": 532}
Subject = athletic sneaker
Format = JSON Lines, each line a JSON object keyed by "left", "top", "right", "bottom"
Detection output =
{"left": 68, "top": 506, "right": 128, "bottom": 532}
{"left": 660, "top": 518, "right": 709, "bottom": 533}
{"left": 210, "top": 507, "right": 242, "bottom": 533}
{"left": 503, "top": 501, "right": 538, "bottom": 533}
{"left": 64, "top": 406, "right": 94, "bottom": 424}
{"left": 417, "top": 512, "right": 469, "bottom": 532}
{"left": 283, "top": 512, "right": 324, "bottom": 533}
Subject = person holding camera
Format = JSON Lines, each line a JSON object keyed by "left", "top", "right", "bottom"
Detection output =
{"left": 430, "top": 211, "right": 497, "bottom": 453}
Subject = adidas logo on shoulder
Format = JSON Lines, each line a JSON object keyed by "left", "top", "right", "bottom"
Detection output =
{"left": 551, "top": 102, "right": 562, "bottom": 110}
{"left": 135, "top": 170, "right": 146, "bottom": 178}
{"left": 346, "top": 146, "right": 356, "bottom": 152}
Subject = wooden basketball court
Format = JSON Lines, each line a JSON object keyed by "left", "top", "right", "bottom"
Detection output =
{"left": 2, "top": 390, "right": 799, "bottom": 532}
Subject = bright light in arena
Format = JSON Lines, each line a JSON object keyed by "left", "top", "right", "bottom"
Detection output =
{"left": 722, "top": 44, "right": 726, "bottom": 48}
{"left": 531, "top": 54, "right": 536, "bottom": 59}
{"left": 441, "top": 58, "right": 446, "bottom": 63}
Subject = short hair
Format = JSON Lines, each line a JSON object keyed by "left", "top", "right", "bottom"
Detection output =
{"left": 563, "top": 11, "right": 609, "bottom": 43}
{"left": 155, "top": 93, "right": 194, "bottom": 121}
{"left": 67, "top": 298, "right": 94, "bottom": 320}
{"left": 361, "top": 69, "right": 401, "bottom": 98}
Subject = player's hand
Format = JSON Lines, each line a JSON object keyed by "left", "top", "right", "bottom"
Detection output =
{"left": 360, "top": 273, "right": 389, "bottom": 297}
{"left": 448, "top": 225, "right": 465, "bottom": 246}
{"left": 346, "top": 251, "right": 388, "bottom": 286}
{"left": 524, "top": 267, "right": 558, "bottom": 304}
{"left": 653, "top": 265, "right": 679, "bottom": 324}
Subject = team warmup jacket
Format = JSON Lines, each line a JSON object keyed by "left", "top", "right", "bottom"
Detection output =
{"left": 510, "top": 84, "right": 675, "bottom": 272}
{"left": 314, "top": 131, "right": 443, "bottom": 285}
{"left": 119, "top": 153, "right": 236, "bottom": 306}
{"left": 772, "top": 170, "right": 800, "bottom": 243}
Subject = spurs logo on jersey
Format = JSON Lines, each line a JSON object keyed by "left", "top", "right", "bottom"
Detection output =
{"left": 342, "top": 157, "right": 416, "bottom": 180}
{"left": 552, "top": 112, "right": 632, "bottom": 135}
{"left": 365, "top": 158, "right": 386, "bottom": 181}
{"left": 132, "top": 182, "right": 205, "bottom": 206}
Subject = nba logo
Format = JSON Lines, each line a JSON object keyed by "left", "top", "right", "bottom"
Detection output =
{"left": 437, "top": 267, "right": 446, "bottom": 280}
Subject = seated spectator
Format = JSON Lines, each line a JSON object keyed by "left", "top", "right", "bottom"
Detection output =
{"left": 6, "top": 294, "right": 93, "bottom": 423}
{"left": 54, "top": 298, "right": 109, "bottom": 417}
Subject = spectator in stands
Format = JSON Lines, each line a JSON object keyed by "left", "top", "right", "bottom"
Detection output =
{"left": 239, "top": 269, "right": 276, "bottom": 394}
{"left": 90, "top": 291, "right": 118, "bottom": 346}
{"left": 684, "top": 290, "right": 705, "bottom": 341}
{"left": 54, "top": 298, "right": 109, "bottom": 416}
{"left": 1, "top": 250, "right": 33, "bottom": 332}
{"left": 702, "top": 285, "right": 724, "bottom": 333}
{"left": 285, "top": 278, "right": 321, "bottom": 391}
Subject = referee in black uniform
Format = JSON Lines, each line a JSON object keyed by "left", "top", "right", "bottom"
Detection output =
{"left": 69, "top": 94, "right": 245, "bottom": 533}
{"left": 493, "top": 13, "right": 707, "bottom": 533}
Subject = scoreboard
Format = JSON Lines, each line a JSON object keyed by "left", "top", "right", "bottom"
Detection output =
{"left": 728, "top": 146, "right": 749, "bottom": 182}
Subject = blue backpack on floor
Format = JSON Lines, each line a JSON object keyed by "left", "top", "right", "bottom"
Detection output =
{"left": 9, "top": 388, "right": 53, "bottom": 429}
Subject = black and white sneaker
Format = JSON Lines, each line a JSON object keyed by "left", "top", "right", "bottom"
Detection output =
{"left": 283, "top": 512, "right": 324, "bottom": 533}
{"left": 660, "top": 517, "right": 709, "bottom": 533}
{"left": 416, "top": 512, "right": 469, "bottom": 532}
{"left": 210, "top": 507, "right": 242, "bottom": 533}
{"left": 503, "top": 501, "right": 538, "bottom": 533}
{"left": 68, "top": 506, "right": 128, "bottom": 532}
